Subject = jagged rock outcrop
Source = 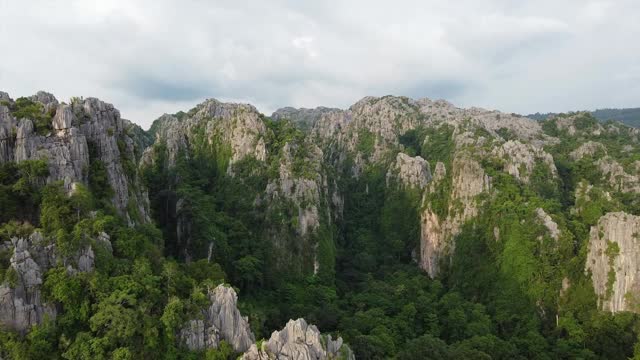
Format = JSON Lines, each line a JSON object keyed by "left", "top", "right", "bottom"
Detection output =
{"left": 596, "top": 156, "right": 640, "bottom": 193}
{"left": 262, "top": 141, "right": 334, "bottom": 275}
{"left": 272, "top": 107, "right": 340, "bottom": 131}
{"left": 386, "top": 152, "right": 431, "bottom": 190}
{"left": 419, "top": 156, "right": 490, "bottom": 277}
{"left": 0, "top": 91, "right": 150, "bottom": 223}
{"left": 146, "top": 99, "right": 336, "bottom": 274}
{"left": 0, "top": 231, "right": 111, "bottom": 332}
{"left": 309, "top": 96, "right": 550, "bottom": 178}
{"left": 536, "top": 208, "right": 560, "bottom": 241}
{"left": 586, "top": 212, "right": 640, "bottom": 313}
{"left": 491, "top": 140, "right": 557, "bottom": 183}
{"left": 241, "top": 318, "right": 354, "bottom": 360}
{"left": 179, "top": 287, "right": 354, "bottom": 359}
{"left": 570, "top": 141, "right": 607, "bottom": 160}
{"left": 145, "top": 99, "right": 267, "bottom": 170}
{"left": 180, "top": 284, "right": 255, "bottom": 353}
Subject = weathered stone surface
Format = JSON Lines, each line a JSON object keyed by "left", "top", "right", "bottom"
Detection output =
{"left": 0, "top": 231, "right": 108, "bottom": 332}
{"left": 386, "top": 152, "right": 431, "bottom": 190}
{"left": 148, "top": 99, "right": 267, "bottom": 170}
{"left": 570, "top": 141, "right": 607, "bottom": 160}
{"left": 272, "top": 106, "right": 340, "bottom": 131}
{"left": 0, "top": 91, "right": 150, "bottom": 223}
{"left": 586, "top": 212, "right": 640, "bottom": 313}
{"left": 262, "top": 141, "right": 334, "bottom": 275}
{"left": 420, "top": 156, "right": 490, "bottom": 277}
{"left": 241, "top": 318, "right": 354, "bottom": 360}
{"left": 491, "top": 140, "right": 557, "bottom": 183}
{"left": 596, "top": 156, "right": 640, "bottom": 193}
{"left": 29, "top": 91, "right": 58, "bottom": 113}
{"left": 0, "top": 91, "right": 11, "bottom": 102}
{"left": 52, "top": 104, "right": 73, "bottom": 130}
{"left": 180, "top": 285, "right": 255, "bottom": 353}
{"left": 536, "top": 208, "right": 560, "bottom": 241}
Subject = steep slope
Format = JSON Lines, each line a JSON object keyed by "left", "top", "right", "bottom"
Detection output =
{"left": 142, "top": 99, "right": 339, "bottom": 283}
{"left": 0, "top": 91, "right": 150, "bottom": 223}
{"left": 2, "top": 91, "right": 640, "bottom": 359}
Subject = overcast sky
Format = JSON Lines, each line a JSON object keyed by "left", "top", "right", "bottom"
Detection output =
{"left": 1, "top": 0, "right": 639, "bottom": 129}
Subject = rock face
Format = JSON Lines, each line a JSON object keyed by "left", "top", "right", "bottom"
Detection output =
{"left": 0, "top": 231, "right": 111, "bottom": 332}
{"left": 570, "top": 141, "right": 607, "bottom": 160}
{"left": 180, "top": 287, "right": 354, "bottom": 359}
{"left": 419, "top": 156, "right": 490, "bottom": 277}
{"left": 147, "top": 99, "right": 338, "bottom": 276}
{"left": 0, "top": 91, "right": 150, "bottom": 223}
{"left": 272, "top": 107, "right": 340, "bottom": 131}
{"left": 386, "top": 152, "right": 431, "bottom": 190}
{"left": 303, "top": 96, "right": 550, "bottom": 278}
{"left": 241, "top": 318, "right": 354, "bottom": 360}
{"left": 586, "top": 212, "right": 640, "bottom": 313}
{"left": 146, "top": 99, "right": 267, "bottom": 169}
{"left": 536, "top": 208, "right": 560, "bottom": 241}
{"left": 596, "top": 157, "right": 640, "bottom": 193}
{"left": 180, "top": 285, "right": 255, "bottom": 353}
{"left": 491, "top": 140, "right": 557, "bottom": 183}
{"left": 262, "top": 141, "right": 334, "bottom": 275}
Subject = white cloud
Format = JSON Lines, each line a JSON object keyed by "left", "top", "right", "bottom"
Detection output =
{"left": 0, "top": 0, "right": 638, "bottom": 128}
{"left": 292, "top": 37, "right": 318, "bottom": 58}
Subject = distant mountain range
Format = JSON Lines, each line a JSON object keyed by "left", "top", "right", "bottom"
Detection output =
{"left": 528, "top": 107, "right": 640, "bottom": 127}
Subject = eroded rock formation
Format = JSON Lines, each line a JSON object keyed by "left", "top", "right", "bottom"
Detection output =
{"left": 386, "top": 152, "right": 431, "bottom": 190}
{"left": 586, "top": 212, "right": 640, "bottom": 312}
{"left": 0, "top": 231, "right": 111, "bottom": 332}
{"left": 241, "top": 318, "right": 354, "bottom": 360}
{"left": 180, "top": 284, "right": 255, "bottom": 353}
{"left": 0, "top": 92, "right": 150, "bottom": 223}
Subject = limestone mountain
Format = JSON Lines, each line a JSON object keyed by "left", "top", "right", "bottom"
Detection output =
{"left": 1, "top": 90, "right": 640, "bottom": 359}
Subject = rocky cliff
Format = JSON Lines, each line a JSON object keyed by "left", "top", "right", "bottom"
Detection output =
{"left": 144, "top": 99, "right": 267, "bottom": 170}
{"left": 586, "top": 212, "right": 640, "bottom": 313}
{"left": 0, "top": 91, "right": 150, "bottom": 223}
{"left": 145, "top": 99, "right": 337, "bottom": 276}
{"left": 181, "top": 285, "right": 354, "bottom": 359}
{"left": 0, "top": 230, "right": 111, "bottom": 332}
{"left": 241, "top": 318, "right": 354, "bottom": 360}
{"left": 180, "top": 284, "right": 255, "bottom": 353}
{"left": 294, "top": 95, "right": 554, "bottom": 277}
{"left": 419, "top": 156, "right": 490, "bottom": 277}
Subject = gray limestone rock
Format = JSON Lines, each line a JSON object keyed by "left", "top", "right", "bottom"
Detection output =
{"left": 536, "top": 208, "right": 560, "bottom": 241}
{"left": 491, "top": 140, "right": 557, "bottom": 183}
{"left": 272, "top": 106, "right": 341, "bottom": 131}
{"left": 386, "top": 152, "right": 431, "bottom": 190}
{"left": 180, "top": 284, "right": 255, "bottom": 353}
{"left": 596, "top": 156, "right": 640, "bottom": 193}
{"left": 0, "top": 231, "right": 108, "bottom": 332}
{"left": 241, "top": 318, "right": 355, "bottom": 360}
{"left": 0, "top": 91, "right": 150, "bottom": 223}
{"left": 569, "top": 141, "right": 607, "bottom": 160}
{"left": 420, "top": 156, "right": 490, "bottom": 277}
{"left": 586, "top": 212, "right": 640, "bottom": 312}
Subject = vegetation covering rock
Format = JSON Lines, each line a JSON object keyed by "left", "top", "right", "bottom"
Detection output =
{"left": 1, "top": 90, "right": 640, "bottom": 359}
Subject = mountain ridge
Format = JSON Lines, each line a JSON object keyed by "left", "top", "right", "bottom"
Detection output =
{"left": 1, "top": 89, "right": 640, "bottom": 359}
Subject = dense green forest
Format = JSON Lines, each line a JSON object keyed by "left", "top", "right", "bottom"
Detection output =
{"left": 2, "top": 96, "right": 640, "bottom": 360}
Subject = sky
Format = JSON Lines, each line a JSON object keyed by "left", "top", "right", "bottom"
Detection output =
{"left": 1, "top": 0, "right": 639, "bottom": 129}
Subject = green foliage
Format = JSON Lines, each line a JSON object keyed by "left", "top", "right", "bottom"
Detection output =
{"left": 3, "top": 105, "right": 640, "bottom": 360}
{"left": 204, "top": 340, "right": 235, "bottom": 360}
{"left": 88, "top": 159, "right": 113, "bottom": 206}
{"left": 605, "top": 241, "right": 620, "bottom": 299}
{"left": 357, "top": 129, "right": 376, "bottom": 158}
{"left": 10, "top": 97, "right": 55, "bottom": 135}
{"left": 0, "top": 160, "right": 48, "bottom": 224}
